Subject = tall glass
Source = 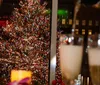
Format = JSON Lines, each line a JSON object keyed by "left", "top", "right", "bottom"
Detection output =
{"left": 88, "top": 34, "right": 100, "bottom": 85}
{"left": 59, "top": 34, "right": 83, "bottom": 85}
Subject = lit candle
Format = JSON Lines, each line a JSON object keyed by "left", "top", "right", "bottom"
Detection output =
{"left": 11, "top": 70, "right": 32, "bottom": 84}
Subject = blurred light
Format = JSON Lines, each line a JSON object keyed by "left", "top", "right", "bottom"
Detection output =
{"left": 44, "top": 9, "right": 69, "bottom": 16}
{"left": 82, "top": 31, "right": 85, "bottom": 35}
{"left": 62, "top": 19, "right": 66, "bottom": 24}
{"left": 88, "top": 30, "right": 92, "bottom": 35}
{"left": 82, "top": 29, "right": 85, "bottom": 35}
{"left": 71, "top": 36, "right": 74, "bottom": 40}
{"left": 69, "top": 19, "right": 72, "bottom": 25}
{"left": 76, "top": 31, "right": 79, "bottom": 34}
{"left": 72, "top": 29, "right": 75, "bottom": 32}
{"left": 57, "top": 9, "right": 68, "bottom": 15}
{"left": 46, "top": 9, "right": 51, "bottom": 14}
{"left": 68, "top": 38, "right": 71, "bottom": 43}
{"left": 75, "top": 29, "right": 79, "bottom": 31}
{"left": 51, "top": 55, "right": 56, "bottom": 68}
{"left": 98, "top": 39, "right": 100, "bottom": 46}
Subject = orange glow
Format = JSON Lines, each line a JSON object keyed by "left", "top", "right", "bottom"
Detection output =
{"left": 11, "top": 70, "right": 32, "bottom": 84}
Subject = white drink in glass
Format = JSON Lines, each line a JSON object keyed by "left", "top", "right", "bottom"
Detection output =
{"left": 59, "top": 44, "right": 83, "bottom": 80}
{"left": 88, "top": 48, "right": 100, "bottom": 85}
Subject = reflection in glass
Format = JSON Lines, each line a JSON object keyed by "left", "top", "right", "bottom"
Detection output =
{"left": 59, "top": 34, "right": 83, "bottom": 85}
{"left": 88, "top": 34, "right": 100, "bottom": 85}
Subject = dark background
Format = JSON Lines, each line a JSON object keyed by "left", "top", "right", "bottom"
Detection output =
{"left": 0, "top": 0, "right": 99, "bottom": 16}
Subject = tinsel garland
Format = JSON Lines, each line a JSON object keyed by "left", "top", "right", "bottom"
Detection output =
{"left": 0, "top": 0, "right": 62, "bottom": 85}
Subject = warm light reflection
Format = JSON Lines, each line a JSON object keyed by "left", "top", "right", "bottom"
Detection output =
{"left": 11, "top": 70, "right": 32, "bottom": 83}
{"left": 88, "top": 30, "right": 92, "bottom": 35}
{"left": 0, "top": 0, "right": 2, "bottom": 5}
{"left": 62, "top": 19, "right": 66, "bottom": 24}
{"left": 51, "top": 55, "right": 56, "bottom": 68}
{"left": 82, "top": 29, "right": 85, "bottom": 35}
{"left": 98, "top": 39, "right": 100, "bottom": 46}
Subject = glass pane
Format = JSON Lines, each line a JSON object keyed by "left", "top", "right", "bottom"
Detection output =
{"left": 56, "top": 0, "right": 75, "bottom": 84}
{"left": 57, "top": 0, "right": 100, "bottom": 85}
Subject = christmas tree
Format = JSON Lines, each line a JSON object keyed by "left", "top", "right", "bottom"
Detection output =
{"left": 0, "top": 0, "right": 50, "bottom": 85}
